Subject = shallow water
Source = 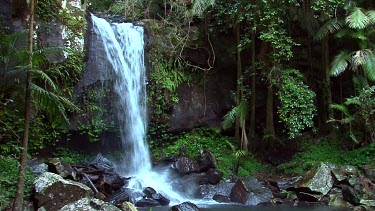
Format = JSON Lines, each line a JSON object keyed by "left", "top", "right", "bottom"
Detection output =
{"left": 138, "top": 204, "right": 352, "bottom": 211}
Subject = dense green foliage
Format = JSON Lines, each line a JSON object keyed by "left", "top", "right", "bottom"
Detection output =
{"left": 151, "top": 128, "right": 268, "bottom": 178}
{"left": 276, "top": 69, "right": 317, "bottom": 138}
{"left": 1, "top": 1, "right": 375, "bottom": 206}
{"left": 0, "top": 156, "right": 34, "bottom": 210}
{"left": 277, "top": 138, "right": 375, "bottom": 175}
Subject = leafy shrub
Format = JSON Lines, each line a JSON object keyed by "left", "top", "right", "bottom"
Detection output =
{"left": 276, "top": 69, "right": 317, "bottom": 138}
{"left": 0, "top": 156, "right": 34, "bottom": 210}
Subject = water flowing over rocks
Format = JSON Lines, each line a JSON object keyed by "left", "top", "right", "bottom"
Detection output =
{"left": 26, "top": 152, "right": 375, "bottom": 211}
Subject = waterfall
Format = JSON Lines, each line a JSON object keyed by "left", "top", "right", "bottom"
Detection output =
{"left": 91, "top": 14, "right": 151, "bottom": 175}
{"left": 91, "top": 14, "right": 187, "bottom": 203}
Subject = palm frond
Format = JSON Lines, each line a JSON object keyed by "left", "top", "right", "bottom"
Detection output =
{"left": 237, "top": 99, "right": 249, "bottom": 125}
{"left": 315, "top": 19, "right": 345, "bottom": 40}
{"left": 222, "top": 106, "right": 238, "bottom": 130}
{"left": 335, "top": 28, "right": 367, "bottom": 40}
{"left": 362, "top": 50, "right": 375, "bottom": 81}
{"left": 350, "top": 49, "right": 371, "bottom": 68}
{"left": 366, "top": 10, "right": 375, "bottom": 24}
{"left": 330, "top": 51, "right": 351, "bottom": 76}
{"left": 346, "top": 7, "right": 371, "bottom": 29}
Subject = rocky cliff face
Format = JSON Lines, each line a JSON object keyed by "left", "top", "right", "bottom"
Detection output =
{"left": 0, "top": 0, "right": 12, "bottom": 33}
{"left": 74, "top": 15, "right": 235, "bottom": 134}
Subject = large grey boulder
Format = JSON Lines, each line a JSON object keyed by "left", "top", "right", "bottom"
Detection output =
{"left": 299, "top": 162, "right": 334, "bottom": 195}
{"left": 46, "top": 158, "right": 76, "bottom": 180}
{"left": 329, "top": 192, "right": 352, "bottom": 207}
{"left": 172, "top": 157, "right": 200, "bottom": 175}
{"left": 59, "top": 198, "right": 121, "bottom": 211}
{"left": 34, "top": 172, "right": 93, "bottom": 210}
{"left": 229, "top": 177, "right": 272, "bottom": 205}
{"left": 171, "top": 201, "right": 200, "bottom": 211}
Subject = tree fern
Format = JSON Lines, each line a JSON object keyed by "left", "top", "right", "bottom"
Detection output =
{"left": 346, "top": 7, "right": 371, "bottom": 29}
{"left": 330, "top": 51, "right": 351, "bottom": 76}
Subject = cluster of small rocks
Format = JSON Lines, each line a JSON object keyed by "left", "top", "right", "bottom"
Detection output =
{"left": 27, "top": 150, "right": 375, "bottom": 211}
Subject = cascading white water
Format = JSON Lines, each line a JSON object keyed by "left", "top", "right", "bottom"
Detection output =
{"left": 91, "top": 14, "right": 187, "bottom": 203}
{"left": 91, "top": 14, "right": 151, "bottom": 175}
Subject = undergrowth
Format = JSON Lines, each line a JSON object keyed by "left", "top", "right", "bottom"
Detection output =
{"left": 151, "top": 128, "right": 268, "bottom": 178}
{"left": 276, "top": 137, "right": 375, "bottom": 175}
{"left": 0, "top": 156, "right": 34, "bottom": 210}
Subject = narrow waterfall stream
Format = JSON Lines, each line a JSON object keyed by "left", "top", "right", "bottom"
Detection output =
{"left": 91, "top": 14, "right": 187, "bottom": 204}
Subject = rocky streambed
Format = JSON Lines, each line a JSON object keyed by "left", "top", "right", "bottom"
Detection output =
{"left": 25, "top": 149, "right": 375, "bottom": 211}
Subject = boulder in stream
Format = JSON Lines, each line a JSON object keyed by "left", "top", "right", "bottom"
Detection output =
{"left": 46, "top": 158, "right": 76, "bottom": 180}
{"left": 229, "top": 177, "right": 272, "bottom": 205}
{"left": 171, "top": 201, "right": 200, "bottom": 211}
{"left": 34, "top": 172, "right": 93, "bottom": 210}
{"left": 172, "top": 156, "right": 200, "bottom": 175}
{"left": 59, "top": 197, "right": 121, "bottom": 211}
{"left": 298, "top": 162, "right": 334, "bottom": 195}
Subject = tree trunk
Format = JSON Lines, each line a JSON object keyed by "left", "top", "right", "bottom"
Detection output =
{"left": 235, "top": 24, "right": 242, "bottom": 144}
{"left": 249, "top": 30, "right": 256, "bottom": 146}
{"left": 265, "top": 80, "right": 275, "bottom": 138}
{"left": 12, "top": 0, "right": 34, "bottom": 210}
{"left": 321, "top": 36, "right": 333, "bottom": 134}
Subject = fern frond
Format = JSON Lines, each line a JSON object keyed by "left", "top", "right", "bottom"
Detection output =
{"left": 344, "top": 97, "right": 361, "bottom": 106}
{"left": 346, "top": 7, "right": 371, "bottom": 29}
{"left": 330, "top": 104, "right": 351, "bottom": 117}
{"left": 32, "top": 69, "right": 58, "bottom": 91}
{"left": 315, "top": 19, "right": 345, "bottom": 40}
{"left": 31, "top": 84, "right": 80, "bottom": 125}
{"left": 330, "top": 51, "right": 351, "bottom": 76}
